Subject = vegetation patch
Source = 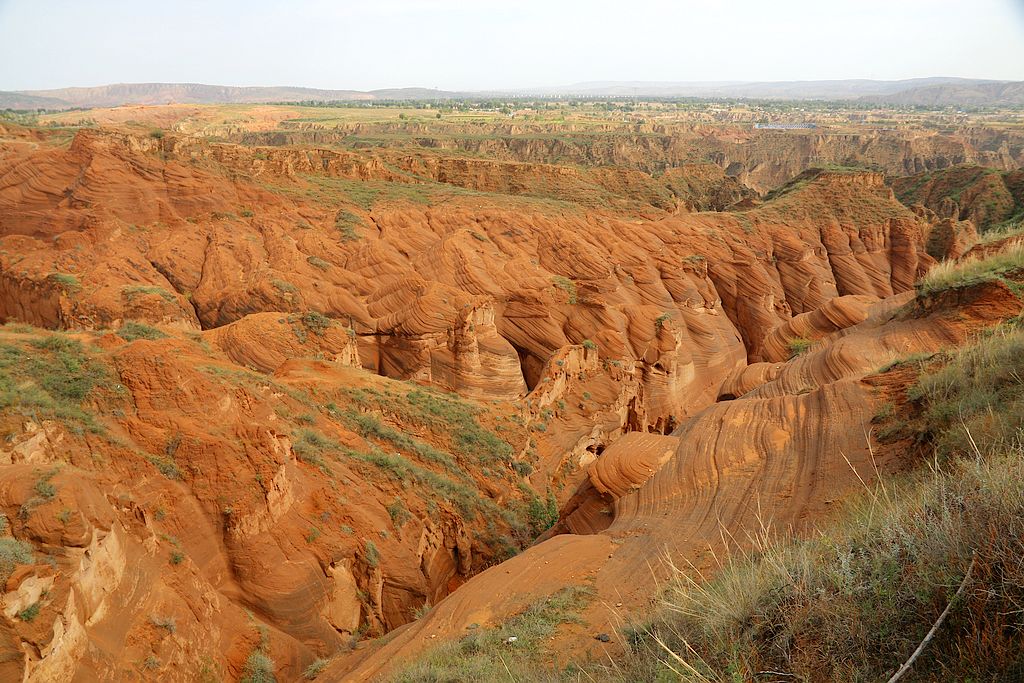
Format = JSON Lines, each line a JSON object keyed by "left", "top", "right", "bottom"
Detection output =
{"left": 306, "top": 255, "right": 331, "bottom": 271}
{"left": 48, "top": 272, "right": 81, "bottom": 293}
{"left": 0, "top": 333, "right": 108, "bottom": 432}
{"left": 551, "top": 276, "right": 578, "bottom": 304}
{"left": 335, "top": 209, "right": 364, "bottom": 241}
{"left": 609, "top": 321, "right": 1024, "bottom": 682}
{"left": 917, "top": 242, "right": 1024, "bottom": 297}
{"left": 0, "top": 537, "right": 33, "bottom": 583}
{"left": 390, "top": 586, "right": 594, "bottom": 682}
{"left": 787, "top": 336, "right": 813, "bottom": 357}
{"left": 122, "top": 285, "right": 176, "bottom": 303}
{"left": 118, "top": 321, "right": 168, "bottom": 342}
{"left": 289, "top": 311, "right": 333, "bottom": 343}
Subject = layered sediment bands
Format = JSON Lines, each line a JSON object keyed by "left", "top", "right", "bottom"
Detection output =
{"left": 338, "top": 268, "right": 1024, "bottom": 682}
{"left": 759, "top": 294, "right": 878, "bottom": 362}
{"left": 3, "top": 111, "right": 1024, "bottom": 681}
{"left": 893, "top": 166, "right": 1024, "bottom": 231}
{"left": 553, "top": 432, "right": 679, "bottom": 536}
{"left": 0, "top": 128, "right": 958, "bottom": 432}
{"left": 205, "top": 312, "right": 362, "bottom": 373}
{"left": 233, "top": 121, "right": 1023, "bottom": 192}
{"left": 0, "top": 326, "right": 539, "bottom": 681}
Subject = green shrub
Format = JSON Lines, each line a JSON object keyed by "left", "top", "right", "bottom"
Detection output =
{"left": 917, "top": 241, "right": 1024, "bottom": 296}
{"left": 272, "top": 279, "right": 298, "bottom": 295}
{"left": 291, "top": 429, "right": 336, "bottom": 471}
{"left": 335, "top": 210, "right": 363, "bottom": 242}
{"left": 0, "top": 337, "right": 107, "bottom": 431}
{"left": 387, "top": 498, "right": 411, "bottom": 527}
{"left": 551, "top": 276, "right": 577, "bottom": 304}
{"left": 118, "top": 321, "right": 167, "bottom": 342}
{"left": 17, "top": 602, "right": 41, "bottom": 622}
{"left": 788, "top": 336, "right": 813, "bottom": 357}
{"left": 122, "top": 285, "right": 176, "bottom": 303}
{"left": 304, "top": 659, "right": 328, "bottom": 680}
{"left": 300, "top": 311, "right": 332, "bottom": 336}
{"left": 147, "top": 455, "right": 181, "bottom": 479}
{"left": 306, "top": 255, "right": 331, "bottom": 271}
{"left": 364, "top": 540, "right": 380, "bottom": 568}
{"left": 241, "top": 650, "right": 276, "bottom": 683}
{"left": 908, "top": 323, "right": 1024, "bottom": 460}
{"left": 0, "top": 537, "right": 33, "bottom": 582}
{"left": 525, "top": 489, "right": 559, "bottom": 535}
{"left": 47, "top": 272, "right": 81, "bottom": 292}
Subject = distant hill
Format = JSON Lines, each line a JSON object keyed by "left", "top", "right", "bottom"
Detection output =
{"left": 368, "top": 87, "right": 462, "bottom": 100}
{"left": 2, "top": 78, "right": 1022, "bottom": 110}
{"left": 527, "top": 77, "right": 1020, "bottom": 102}
{"left": 860, "top": 81, "right": 1024, "bottom": 107}
{"left": 0, "top": 83, "right": 373, "bottom": 110}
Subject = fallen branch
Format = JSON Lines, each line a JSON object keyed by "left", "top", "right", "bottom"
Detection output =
{"left": 886, "top": 555, "right": 976, "bottom": 683}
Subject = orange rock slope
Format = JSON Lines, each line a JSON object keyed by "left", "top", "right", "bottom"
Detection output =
{"left": 0, "top": 117, "right": 1013, "bottom": 682}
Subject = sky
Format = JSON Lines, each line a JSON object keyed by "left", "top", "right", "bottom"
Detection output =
{"left": 1, "top": 0, "right": 1023, "bottom": 91}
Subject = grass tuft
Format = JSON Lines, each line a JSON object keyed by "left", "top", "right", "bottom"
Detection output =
{"left": 917, "top": 241, "right": 1024, "bottom": 297}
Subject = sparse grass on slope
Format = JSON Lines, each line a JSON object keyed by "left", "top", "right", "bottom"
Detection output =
{"left": 916, "top": 241, "right": 1024, "bottom": 296}
{"left": 0, "top": 328, "right": 109, "bottom": 433}
{"left": 602, "top": 323, "right": 1024, "bottom": 683}
{"left": 977, "top": 216, "right": 1024, "bottom": 244}
{"left": 389, "top": 586, "right": 594, "bottom": 683}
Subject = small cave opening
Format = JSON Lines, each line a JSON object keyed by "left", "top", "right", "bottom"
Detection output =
{"left": 586, "top": 443, "right": 606, "bottom": 458}
{"left": 717, "top": 392, "right": 737, "bottom": 402}
{"left": 511, "top": 342, "right": 541, "bottom": 391}
{"left": 650, "top": 415, "right": 679, "bottom": 435}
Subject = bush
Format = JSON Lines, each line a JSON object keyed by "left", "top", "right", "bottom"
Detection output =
{"left": 241, "top": 650, "right": 276, "bottom": 683}
{"left": 335, "top": 210, "right": 363, "bottom": 242}
{"left": 122, "top": 285, "right": 176, "bottom": 303}
{"left": 551, "top": 276, "right": 577, "bottom": 304}
{"left": 118, "top": 321, "right": 167, "bottom": 342}
{"left": 300, "top": 311, "right": 332, "bottom": 336}
{"left": 306, "top": 255, "right": 331, "bottom": 271}
{"left": 304, "top": 659, "right": 328, "bottom": 679}
{"left": 917, "top": 241, "right": 1024, "bottom": 296}
{"left": 150, "top": 614, "right": 177, "bottom": 633}
{"left": 0, "top": 334, "right": 108, "bottom": 431}
{"left": 387, "top": 498, "right": 411, "bottom": 527}
{"left": 788, "top": 336, "right": 813, "bottom": 357}
{"left": 364, "top": 540, "right": 380, "bottom": 568}
{"left": 17, "top": 602, "right": 41, "bottom": 622}
{"left": 0, "top": 537, "right": 33, "bottom": 582}
{"left": 909, "top": 323, "right": 1024, "bottom": 460}
{"left": 47, "top": 272, "right": 81, "bottom": 292}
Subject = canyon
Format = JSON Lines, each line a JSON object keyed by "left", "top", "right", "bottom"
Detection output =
{"left": 0, "top": 101, "right": 1021, "bottom": 681}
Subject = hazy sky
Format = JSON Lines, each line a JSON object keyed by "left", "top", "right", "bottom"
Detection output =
{"left": 1, "top": 0, "right": 1023, "bottom": 91}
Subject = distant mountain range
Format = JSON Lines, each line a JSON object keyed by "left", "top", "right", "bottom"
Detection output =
{"left": 2, "top": 78, "right": 1022, "bottom": 110}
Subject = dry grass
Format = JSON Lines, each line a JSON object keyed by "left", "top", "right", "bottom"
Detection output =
{"left": 598, "top": 324, "right": 1024, "bottom": 682}
{"left": 388, "top": 586, "right": 593, "bottom": 683}
{"left": 978, "top": 219, "right": 1024, "bottom": 245}
{"left": 916, "top": 240, "right": 1024, "bottom": 296}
